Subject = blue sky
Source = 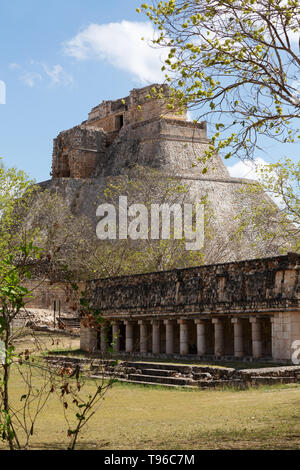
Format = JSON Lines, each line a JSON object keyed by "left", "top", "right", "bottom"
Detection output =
{"left": 0, "top": 0, "right": 299, "bottom": 183}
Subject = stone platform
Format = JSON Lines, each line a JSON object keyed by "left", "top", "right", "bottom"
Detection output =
{"left": 44, "top": 355, "right": 300, "bottom": 389}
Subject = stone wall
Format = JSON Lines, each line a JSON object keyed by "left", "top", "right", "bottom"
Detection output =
{"left": 24, "top": 279, "right": 86, "bottom": 314}
{"left": 52, "top": 125, "right": 107, "bottom": 178}
{"left": 78, "top": 253, "right": 300, "bottom": 361}
{"left": 80, "top": 324, "right": 98, "bottom": 352}
{"left": 86, "top": 84, "right": 187, "bottom": 135}
{"left": 96, "top": 117, "right": 212, "bottom": 176}
{"left": 85, "top": 253, "right": 300, "bottom": 319}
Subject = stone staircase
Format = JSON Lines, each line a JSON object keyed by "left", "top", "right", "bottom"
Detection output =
{"left": 44, "top": 356, "right": 300, "bottom": 389}
{"left": 237, "top": 366, "right": 300, "bottom": 386}
{"left": 102, "top": 361, "right": 242, "bottom": 388}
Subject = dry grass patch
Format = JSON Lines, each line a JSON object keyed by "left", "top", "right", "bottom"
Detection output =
{"left": 12, "top": 328, "right": 80, "bottom": 354}
{"left": 1, "top": 365, "right": 300, "bottom": 450}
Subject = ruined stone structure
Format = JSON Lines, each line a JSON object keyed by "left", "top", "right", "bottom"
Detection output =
{"left": 81, "top": 253, "right": 300, "bottom": 363}
{"left": 52, "top": 125, "right": 107, "bottom": 179}
{"left": 44, "top": 83, "right": 286, "bottom": 263}
{"left": 51, "top": 84, "right": 214, "bottom": 179}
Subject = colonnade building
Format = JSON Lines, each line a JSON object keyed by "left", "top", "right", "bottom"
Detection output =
{"left": 81, "top": 253, "right": 300, "bottom": 363}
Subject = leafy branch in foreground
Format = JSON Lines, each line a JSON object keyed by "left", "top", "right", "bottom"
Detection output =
{"left": 138, "top": 0, "right": 300, "bottom": 168}
{"left": 233, "top": 158, "right": 300, "bottom": 254}
{"left": 0, "top": 161, "right": 118, "bottom": 450}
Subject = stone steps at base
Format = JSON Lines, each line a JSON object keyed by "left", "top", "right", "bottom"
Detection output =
{"left": 45, "top": 356, "right": 300, "bottom": 389}
{"left": 89, "top": 374, "right": 296, "bottom": 389}
{"left": 196, "top": 379, "right": 245, "bottom": 388}
{"left": 116, "top": 379, "right": 198, "bottom": 389}
{"left": 250, "top": 376, "right": 297, "bottom": 385}
{"left": 113, "top": 377, "right": 245, "bottom": 389}
{"left": 125, "top": 362, "right": 192, "bottom": 373}
{"left": 128, "top": 373, "right": 196, "bottom": 386}
{"left": 89, "top": 375, "right": 196, "bottom": 388}
{"left": 140, "top": 368, "right": 182, "bottom": 377}
{"left": 90, "top": 372, "right": 119, "bottom": 378}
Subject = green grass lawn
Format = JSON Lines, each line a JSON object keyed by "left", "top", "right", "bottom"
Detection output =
{"left": 2, "top": 330, "right": 300, "bottom": 450}
{"left": 1, "top": 365, "right": 300, "bottom": 450}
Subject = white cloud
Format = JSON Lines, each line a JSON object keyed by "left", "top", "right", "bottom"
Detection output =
{"left": 64, "top": 21, "right": 168, "bottom": 84}
{"left": 227, "top": 158, "right": 286, "bottom": 207}
{"left": 9, "top": 63, "right": 21, "bottom": 70}
{"left": 10, "top": 62, "right": 73, "bottom": 88}
{"left": 20, "top": 71, "right": 42, "bottom": 88}
{"left": 42, "top": 64, "right": 73, "bottom": 86}
{"left": 227, "top": 157, "right": 269, "bottom": 180}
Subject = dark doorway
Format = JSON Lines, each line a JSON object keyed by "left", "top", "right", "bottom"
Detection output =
{"left": 115, "top": 114, "right": 124, "bottom": 130}
{"left": 60, "top": 153, "right": 70, "bottom": 177}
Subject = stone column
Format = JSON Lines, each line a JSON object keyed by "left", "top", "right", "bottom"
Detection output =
{"left": 195, "top": 320, "right": 206, "bottom": 356}
{"left": 139, "top": 320, "right": 148, "bottom": 354}
{"left": 270, "top": 317, "right": 275, "bottom": 360}
{"left": 178, "top": 319, "right": 189, "bottom": 355}
{"left": 80, "top": 321, "right": 98, "bottom": 353}
{"left": 125, "top": 321, "right": 134, "bottom": 353}
{"left": 100, "top": 325, "right": 107, "bottom": 353}
{"left": 164, "top": 320, "right": 175, "bottom": 355}
{"left": 152, "top": 320, "right": 160, "bottom": 354}
{"left": 231, "top": 318, "right": 244, "bottom": 358}
{"left": 250, "top": 317, "right": 262, "bottom": 358}
{"left": 212, "top": 318, "right": 224, "bottom": 357}
{"left": 112, "top": 321, "right": 121, "bottom": 352}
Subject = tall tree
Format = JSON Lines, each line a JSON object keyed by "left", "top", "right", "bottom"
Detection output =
{"left": 90, "top": 166, "right": 207, "bottom": 276}
{"left": 0, "top": 162, "right": 116, "bottom": 450}
{"left": 0, "top": 162, "right": 34, "bottom": 258}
